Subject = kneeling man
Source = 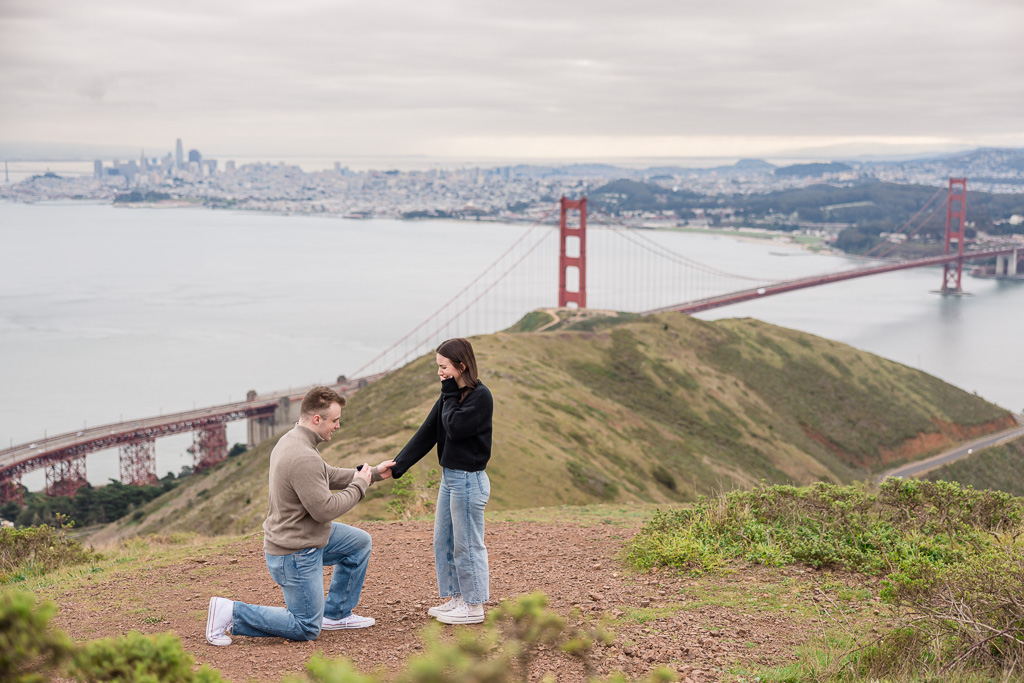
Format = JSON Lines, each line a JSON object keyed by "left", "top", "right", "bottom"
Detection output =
{"left": 206, "top": 386, "right": 395, "bottom": 645}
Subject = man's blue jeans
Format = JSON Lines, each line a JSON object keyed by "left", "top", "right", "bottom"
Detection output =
{"left": 434, "top": 468, "right": 490, "bottom": 605}
{"left": 231, "top": 522, "right": 371, "bottom": 641}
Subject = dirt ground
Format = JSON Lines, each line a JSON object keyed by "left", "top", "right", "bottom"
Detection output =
{"left": 45, "top": 520, "right": 828, "bottom": 682}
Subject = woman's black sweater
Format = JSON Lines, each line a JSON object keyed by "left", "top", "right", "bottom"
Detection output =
{"left": 391, "top": 378, "right": 493, "bottom": 478}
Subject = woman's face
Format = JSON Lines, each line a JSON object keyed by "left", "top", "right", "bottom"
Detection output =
{"left": 436, "top": 353, "right": 463, "bottom": 383}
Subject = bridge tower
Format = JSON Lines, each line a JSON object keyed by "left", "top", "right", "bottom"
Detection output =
{"left": 0, "top": 475, "right": 23, "bottom": 506}
{"left": 192, "top": 423, "right": 228, "bottom": 473}
{"left": 45, "top": 457, "right": 87, "bottom": 498}
{"left": 558, "top": 196, "right": 587, "bottom": 308}
{"left": 119, "top": 439, "right": 158, "bottom": 486}
{"left": 941, "top": 178, "right": 967, "bottom": 294}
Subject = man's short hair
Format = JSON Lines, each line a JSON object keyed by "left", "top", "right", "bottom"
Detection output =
{"left": 300, "top": 386, "right": 347, "bottom": 417}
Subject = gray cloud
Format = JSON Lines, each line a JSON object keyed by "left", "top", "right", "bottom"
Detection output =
{"left": 1, "top": 0, "right": 1021, "bottom": 157}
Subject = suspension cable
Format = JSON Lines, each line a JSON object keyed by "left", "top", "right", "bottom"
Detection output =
{"left": 589, "top": 207, "right": 774, "bottom": 283}
{"left": 347, "top": 208, "right": 557, "bottom": 377}
{"left": 858, "top": 185, "right": 946, "bottom": 259}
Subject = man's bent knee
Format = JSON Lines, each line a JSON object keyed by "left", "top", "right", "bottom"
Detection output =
{"left": 297, "top": 623, "right": 322, "bottom": 641}
{"left": 356, "top": 527, "right": 372, "bottom": 551}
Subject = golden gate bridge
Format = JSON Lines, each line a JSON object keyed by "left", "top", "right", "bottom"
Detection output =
{"left": 0, "top": 178, "right": 1019, "bottom": 504}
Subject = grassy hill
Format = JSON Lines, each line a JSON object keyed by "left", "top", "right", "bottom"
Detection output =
{"left": 90, "top": 311, "right": 1013, "bottom": 541}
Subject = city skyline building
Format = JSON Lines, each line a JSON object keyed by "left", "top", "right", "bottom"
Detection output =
{"left": 175, "top": 139, "right": 183, "bottom": 169}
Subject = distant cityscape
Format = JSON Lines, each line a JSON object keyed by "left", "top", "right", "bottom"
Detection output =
{"left": 3, "top": 140, "right": 1024, "bottom": 231}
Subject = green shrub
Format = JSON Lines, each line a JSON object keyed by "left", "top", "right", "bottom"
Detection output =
{"left": 628, "top": 480, "right": 1024, "bottom": 681}
{"left": 386, "top": 469, "right": 440, "bottom": 520}
{"left": 879, "top": 543, "right": 1024, "bottom": 677}
{"left": 0, "top": 590, "right": 74, "bottom": 683}
{"left": 624, "top": 480, "right": 1024, "bottom": 575}
{"left": 69, "top": 630, "right": 225, "bottom": 683}
{"left": 0, "top": 518, "right": 96, "bottom": 583}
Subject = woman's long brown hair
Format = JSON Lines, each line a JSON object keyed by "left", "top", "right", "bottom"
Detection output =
{"left": 436, "top": 338, "right": 478, "bottom": 400}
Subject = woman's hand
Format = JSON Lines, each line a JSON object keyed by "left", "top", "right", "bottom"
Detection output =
{"left": 375, "top": 459, "right": 397, "bottom": 480}
{"left": 440, "top": 377, "right": 460, "bottom": 398}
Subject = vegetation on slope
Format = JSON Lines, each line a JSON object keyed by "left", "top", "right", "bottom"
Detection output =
{"left": 92, "top": 312, "right": 1012, "bottom": 539}
{"left": 626, "top": 479, "right": 1024, "bottom": 680}
{"left": 0, "top": 518, "right": 96, "bottom": 584}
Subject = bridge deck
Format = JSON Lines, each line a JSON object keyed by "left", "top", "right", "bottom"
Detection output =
{"left": 645, "top": 247, "right": 1017, "bottom": 316}
{"left": 0, "top": 377, "right": 380, "bottom": 482}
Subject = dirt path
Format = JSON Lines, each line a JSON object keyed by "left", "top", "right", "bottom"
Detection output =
{"left": 44, "top": 520, "right": 823, "bottom": 682}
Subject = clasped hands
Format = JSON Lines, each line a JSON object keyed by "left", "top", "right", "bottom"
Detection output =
{"left": 354, "top": 459, "right": 397, "bottom": 484}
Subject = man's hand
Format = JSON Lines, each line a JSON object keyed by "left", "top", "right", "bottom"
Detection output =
{"left": 355, "top": 463, "right": 373, "bottom": 485}
{"left": 375, "top": 459, "right": 397, "bottom": 480}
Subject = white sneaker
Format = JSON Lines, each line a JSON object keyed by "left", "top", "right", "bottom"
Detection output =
{"left": 428, "top": 596, "right": 463, "bottom": 618}
{"left": 436, "top": 601, "right": 484, "bottom": 625}
{"left": 322, "top": 613, "right": 376, "bottom": 630}
{"left": 206, "top": 597, "right": 233, "bottom": 646}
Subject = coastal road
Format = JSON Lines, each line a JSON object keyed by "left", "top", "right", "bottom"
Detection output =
{"left": 877, "top": 414, "right": 1024, "bottom": 483}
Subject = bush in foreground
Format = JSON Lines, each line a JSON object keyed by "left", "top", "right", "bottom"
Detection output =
{"left": 0, "top": 590, "right": 74, "bottom": 682}
{"left": 70, "top": 631, "right": 224, "bottom": 683}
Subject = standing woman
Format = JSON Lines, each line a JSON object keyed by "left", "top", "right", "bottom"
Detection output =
{"left": 390, "top": 338, "right": 493, "bottom": 625}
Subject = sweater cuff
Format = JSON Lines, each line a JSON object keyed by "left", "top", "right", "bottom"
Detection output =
{"left": 371, "top": 467, "right": 383, "bottom": 483}
{"left": 352, "top": 478, "right": 369, "bottom": 495}
{"left": 440, "top": 377, "right": 460, "bottom": 397}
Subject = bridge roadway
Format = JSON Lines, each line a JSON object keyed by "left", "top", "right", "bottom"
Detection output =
{"left": 645, "top": 247, "right": 1018, "bottom": 315}
{"left": 0, "top": 376, "right": 382, "bottom": 486}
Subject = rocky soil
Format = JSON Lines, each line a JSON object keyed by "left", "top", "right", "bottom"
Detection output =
{"left": 44, "top": 519, "right": 838, "bottom": 682}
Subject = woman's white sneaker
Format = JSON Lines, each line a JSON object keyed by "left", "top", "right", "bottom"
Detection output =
{"left": 436, "top": 601, "right": 484, "bottom": 625}
{"left": 428, "top": 596, "right": 463, "bottom": 618}
{"left": 322, "top": 613, "right": 376, "bottom": 630}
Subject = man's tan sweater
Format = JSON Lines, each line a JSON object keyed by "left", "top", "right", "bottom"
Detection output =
{"left": 262, "top": 425, "right": 379, "bottom": 555}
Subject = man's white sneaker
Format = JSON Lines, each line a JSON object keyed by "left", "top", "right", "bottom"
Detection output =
{"left": 206, "top": 597, "right": 233, "bottom": 646}
{"left": 436, "top": 601, "right": 484, "bottom": 625}
{"left": 322, "top": 613, "right": 376, "bottom": 630}
{"left": 428, "top": 596, "right": 463, "bottom": 618}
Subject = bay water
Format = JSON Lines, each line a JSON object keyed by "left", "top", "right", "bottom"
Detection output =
{"left": 2, "top": 201, "right": 1021, "bottom": 490}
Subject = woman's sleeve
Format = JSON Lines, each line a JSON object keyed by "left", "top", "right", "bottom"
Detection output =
{"left": 440, "top": 385, "right": 493, "bottom": 440}
{"left": 390, "top": 398, "right": 441, "bottom": 479}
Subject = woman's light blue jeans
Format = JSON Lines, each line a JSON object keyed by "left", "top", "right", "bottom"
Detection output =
{"left": 435, "top": 467, "right": 490, "bottom": 605}
{"left": 231, "top": 522, "right": 371, "bottom": 641}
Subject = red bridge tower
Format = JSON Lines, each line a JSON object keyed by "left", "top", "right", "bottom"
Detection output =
{"left": 941, "top": 178, "right": 967, "bottom": 294}
{"left": 558, "top": 197, "right": 587, "bottom": 308}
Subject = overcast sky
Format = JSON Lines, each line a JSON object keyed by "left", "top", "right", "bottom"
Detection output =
{"left": 1, "top": 0, "right": 1022, "bottom": 160}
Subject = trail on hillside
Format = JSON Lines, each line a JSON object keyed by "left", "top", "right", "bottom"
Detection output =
{"left": 46, "top": 520, "right": 822, "bottom": 682}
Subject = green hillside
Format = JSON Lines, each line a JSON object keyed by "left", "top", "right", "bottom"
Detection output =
{"left": 91, "top": 312, "right": 1013, "bottom": 541}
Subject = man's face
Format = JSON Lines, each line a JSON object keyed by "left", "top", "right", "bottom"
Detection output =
{"left": 313, "top": 402, "right": 342, "bottom": 441}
